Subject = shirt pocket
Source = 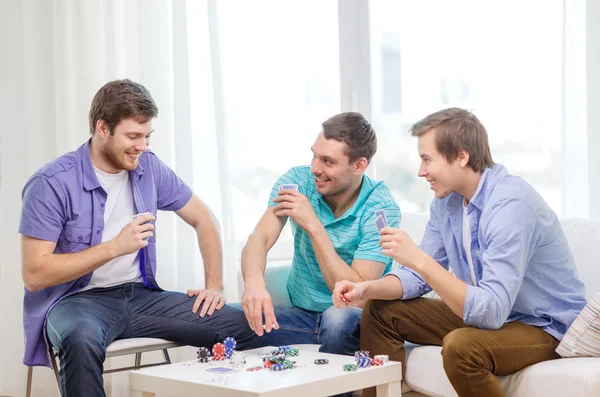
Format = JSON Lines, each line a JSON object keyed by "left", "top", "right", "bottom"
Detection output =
{"left": 58, "top": 226, "right": 92, "bottom": 252}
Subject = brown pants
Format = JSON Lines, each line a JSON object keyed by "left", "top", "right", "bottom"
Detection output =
{"left": 360, "top": 298, "right": 560, "bottom": 397}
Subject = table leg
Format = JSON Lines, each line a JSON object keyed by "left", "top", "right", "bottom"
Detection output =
{"left": 376, "top": 380, "right": 402, "bottom": 397}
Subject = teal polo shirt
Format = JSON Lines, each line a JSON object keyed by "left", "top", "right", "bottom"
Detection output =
{"left": 268, "top": 166, "right": 401, "bottom": 312}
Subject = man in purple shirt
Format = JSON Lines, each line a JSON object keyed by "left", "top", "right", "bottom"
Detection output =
{"left": 19, "top": 79, "right": 260, "bottom": 396}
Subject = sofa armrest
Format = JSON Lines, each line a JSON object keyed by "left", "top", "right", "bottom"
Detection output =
{"left": 237, "top": 261, "right": 292, "bottom": 306}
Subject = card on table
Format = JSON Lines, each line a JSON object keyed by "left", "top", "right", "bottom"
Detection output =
{"left": 206, "top": 367, "right": 238, "bottom": 373}
{"left": 278, "top": 184, "right": 299, "bottom": 192}
{"left": 374, "top": 209, "right": 388, "bottom": 232}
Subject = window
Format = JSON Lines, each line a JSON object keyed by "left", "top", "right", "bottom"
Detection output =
{"left": 370, "top": 0, "right": 563, "bottom": 214}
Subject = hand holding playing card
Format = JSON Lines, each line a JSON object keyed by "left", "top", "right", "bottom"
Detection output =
{"left": 379, "top": 227, "right": 425, "bottom": 271}
{"left": 273, "top": 189, "right": 319, "bottom": 232}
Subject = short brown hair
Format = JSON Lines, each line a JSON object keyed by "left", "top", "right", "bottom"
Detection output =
{"left": 89, "top": 79, "right": 158, "bottom": 135}
{"left": 410, "top": 108, "right": 494, "bottom": 172}
{"left": 322, "top": 112, "right": 377, "bottom": 163}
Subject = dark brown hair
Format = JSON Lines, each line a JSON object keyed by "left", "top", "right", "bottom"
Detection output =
{"left": 410, "top": 108, "right": 494, "bottom": 172}
{"left": 322, "top": 112, "right": 377, "bottom": 163}
{"left": 89, "top": 79, "right": 158, "bottom": 135}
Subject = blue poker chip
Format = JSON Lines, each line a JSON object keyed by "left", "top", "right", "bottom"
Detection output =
{"left": 270, "top": 363, "right": 285, "bottom": 371}
{"left": 357, "top": 356, "right": 371, "bottom": 368}
{"left": 225, "top": 347, "right": 235, "bottom": 359}
{"left": 223, "top": 337, "right": 237, "bottom": 350}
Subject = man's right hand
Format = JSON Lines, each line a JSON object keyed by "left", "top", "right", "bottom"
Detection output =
{"left": 112, "top": 214, "right": 155, "bottom": 256}
{"left": 241, "top": 284, "right": 279, "bottom": 336}
{"left": 332, "top": 280, "right": 364, "bottom": 308}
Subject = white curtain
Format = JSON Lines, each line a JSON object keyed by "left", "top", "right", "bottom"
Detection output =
{"left": 0, "top": 1, "right": 239, "bottom": 395}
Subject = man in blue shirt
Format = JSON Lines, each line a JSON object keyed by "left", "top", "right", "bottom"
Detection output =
{"left": 333, "top": 108, "right": 586, "bottom": 397}
{"left": 19, "top": 79, "right": 259, "bottom": 397}
{"left": 240, "top": 112, "right": 401, "bottom": 361}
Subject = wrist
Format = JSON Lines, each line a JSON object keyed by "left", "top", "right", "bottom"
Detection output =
{"left": 245, "top": 275, "right": 266, "bottom": 290}
{"left": 306, "top": 221, "right": 324, "bottom": 239}
{"left": 106, "top": 239, "right": 121, "bottom": 258}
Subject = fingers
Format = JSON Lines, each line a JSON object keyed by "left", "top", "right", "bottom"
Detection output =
{"left": 251, "top": 299, "right": 264, "bottom": 336}
{"left": 216, "top": 297, "right": 226, "bottom": 310}
{"left": 263, "top": 299, "right": 276, "bottom": 333}
{"left": 192, "top": 291, "right": 207, "bottom": 314}
{"left": 204, "top": 294, "right": 221, "bottom": 317}
{"left": 241, "top": 298, "right": 255, "bottom": 332}
{"left": 133, "top": 214, "right": 156, "bottom": 226}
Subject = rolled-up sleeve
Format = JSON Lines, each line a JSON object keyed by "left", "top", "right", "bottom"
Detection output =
{"left": 464, "top": 199, "right": 540, "bottom": 329}
{"left": 388, "top": 202, "right": 449, "bottom": 299}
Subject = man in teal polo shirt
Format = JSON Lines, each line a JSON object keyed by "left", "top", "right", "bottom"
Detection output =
{"left": 240, "top": 112, "right": 401, "bottom": 357}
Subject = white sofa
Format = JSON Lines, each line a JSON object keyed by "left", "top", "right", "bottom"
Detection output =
{"left": 238, "top": 213, "right": 600, "bottom": 396}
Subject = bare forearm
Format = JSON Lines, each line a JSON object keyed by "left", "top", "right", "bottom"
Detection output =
{"left": 416, "top": 255, "right": 467, "bottom": 318}
{"left": 308, "top": 225, "right": 363, "bottom": 290}
{"left": 241, "top": 234, "right": 268, "bottom": 288}
{"left": 360, "top": 275, "right": 405, "bottom": 301}
{"left": 197, "top": 225, "right": 223, "bottom": 290}
{"left": 23, "top": 241, "right": 118, "bottom": 291}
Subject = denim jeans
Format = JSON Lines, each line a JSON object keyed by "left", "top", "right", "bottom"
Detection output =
{"left": 260, "top": 305, "right": 362, "bottom": 356}
{"left": 46, "top": 283, "right": 260, "bottom": 397}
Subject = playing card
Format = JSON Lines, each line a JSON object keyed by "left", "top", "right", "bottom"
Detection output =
{"left": 375, "top": 209, "right": 388, "bottom": 232}
{"left": 133, "top": 212, "right": 154, "bottom": 223}
{"left": 206, "top": 367, "right": 237, "bottom": 373}
{"left": 278, "top": 184, "right": 299, "bottom": 192}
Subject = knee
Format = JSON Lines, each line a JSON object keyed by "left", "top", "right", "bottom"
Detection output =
{"left": 58, "top": 321, "right": 105, "bottom": 356}
{"left": 362, "top": 299, "right": 401, "bottom": 330}
{"left": 442, "top": 328, "right": 481, "bottom": 369}
{"left": 320, "top": 306, "right": 362, "bottom": 338}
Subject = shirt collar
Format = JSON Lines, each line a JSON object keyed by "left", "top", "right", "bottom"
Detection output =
{"left": 447, "top": 164, "right": 506, "bottom": 214}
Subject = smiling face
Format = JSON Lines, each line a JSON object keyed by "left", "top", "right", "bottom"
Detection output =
{"left": 417, "top": 128, "right": 464, "bottom": 199}
{"left": 95, "top": 118, "right": 153, "bottom": 173}
{"left": 310, "top": 132, "right": 360, "bottom": 198}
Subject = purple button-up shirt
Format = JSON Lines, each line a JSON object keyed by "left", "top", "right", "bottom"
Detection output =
{"left": 19, "top": 140, "right": 193, "bottom": 367}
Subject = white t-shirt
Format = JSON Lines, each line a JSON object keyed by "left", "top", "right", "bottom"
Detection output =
{"left": 81, "top": 167, "right": 142, "bottom": 290}
{"left": 462, "top": 199, "right": 477, "bottom": 286}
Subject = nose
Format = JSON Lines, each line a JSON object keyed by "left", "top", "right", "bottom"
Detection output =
{"left": 136, "top": 138, "right": 148, "bottom": 152}
{"left": 311, "top": 158, "right": 321, "bottom": 176}
{"left": 418, "top": 163, "right": 427, "bottom": 178}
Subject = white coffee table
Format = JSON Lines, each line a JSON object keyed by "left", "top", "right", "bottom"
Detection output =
{"left": 130, "top": 346, "right": 402, "bottom": 397}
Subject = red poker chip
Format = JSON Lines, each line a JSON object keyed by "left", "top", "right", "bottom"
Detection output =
{"left": 212, "top": 343, "right": 225, "bottom": 356}
{"left": 247, "top": 366, "right": 262, "bottom": 371}
{"left": 264, "top": 360, "right": 275, "bottom": 368}
{"left": 371, "top": 358, "right": 384, "bottom": 366}
{"left": 212, "top": 354, "right": 226, "bottom": 361}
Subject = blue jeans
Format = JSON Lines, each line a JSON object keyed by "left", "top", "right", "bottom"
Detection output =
{"left": 46, "top": 283, "right": 260, "bottom": 397}
{"left": 260, "top": 305, "right": 362, "bottom": 356}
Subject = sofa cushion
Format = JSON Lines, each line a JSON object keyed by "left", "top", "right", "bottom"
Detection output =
{"left": 405, "top": 345, "right": 600, "bottom": 397}
{"left": 556, "top": 290, "right": 600, "bottom": 357}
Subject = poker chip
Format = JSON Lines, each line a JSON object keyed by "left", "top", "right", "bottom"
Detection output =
{"left": 314, "top": 359, "right": 329, "bottom": 365}
{"left": 225, "top": 347, "right": 235, "bottom": 359}
{"left": 212, "top": 342, "right": 225, "bottom": 356}
{"left": 354, "top": 350, "right": 370, "bottom": 359}
{"left": 374, "top": 354, "right": 389, "bottom": 363}
{"left": 371, "top": 358, "right": 384, "bottom": 366}
{"left": 283, "top": 360, "right": 295, "bottom": 369}
{"left": 264, "top": 360, "right": 276, "bottom": 368}
{"left": 212, "top": 354, "right": 226, "bottom": 361}
{"left": 286, "top": 348, "right": 299, "bottom": 357}
{"left": 196, "top": 347, "right": 210, "bottom": 363}
{"left": 279, "top": 345, "right": 292, "bottom": 352}
{"left": 356, "top": 357, "right": 371, "bottom": 368}
{"left": 343, "top": 364, "right": 358, "bottom": 372}
{"left": 247, "top": 366, "right": 262, "bottom": 371}
{"left": 230, "top": 352, "right": 246, "bottom": 368}
{"left": 270, "top": 363, "right": 285, "bottom": 371}
{"left": 223, "top": 337, "right": 237, "bottom": 350}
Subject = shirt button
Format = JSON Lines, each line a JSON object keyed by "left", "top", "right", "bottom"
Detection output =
{"left": 80, "top": 282, "right": 84, "bottom": 288}
{"left": 100, "top": 203, "right": 105, "bottom": 208}
{"left": 77, "top": 236, "right": 83, "bottom": 241}
{"left": 96, "top": 230, "right": 101, "bottom": 235}
{"left": 68, "top": 160, "right": 73, "bottom": 164}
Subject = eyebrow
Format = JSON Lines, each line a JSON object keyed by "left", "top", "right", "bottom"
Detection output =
{"left": 128, "top": 130, "right": 155, "bottom": 136}
{"left": 311, "top": 148, "right": 335, "bottom": 162}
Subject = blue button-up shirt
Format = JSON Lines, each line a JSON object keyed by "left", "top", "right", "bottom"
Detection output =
{"left": 390, "top": 164, "right": 586, "bottom": 341}
{"left": 19, "top": 140, "right": 192, "bottom": 367}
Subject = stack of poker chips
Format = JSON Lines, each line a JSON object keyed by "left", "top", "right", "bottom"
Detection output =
{"left": 373, "top": 354, "right": 388, "bottom": 365}
{"left": 343, "top": 363, "right": 358, "bottom": 372}
{"left": 314, "top": 359, "right": 329, "bottom": 365}
{"left": 270, "top": 359, "right": 295, "bottom": 371}
{"left": 223, "top": 336, "right": 237, "bottom": 358}
{"left": 196, "top": 347, "right": 211, "bottom": 363}
{"left": 356, "top": 356, "right": 372, "bottom": 368}
{"left": 354, "top": 350, "right": 370, "bottom": 360}
{"left": 230, "top": 351, "right": 246, "bottom": 368}
{"left": 212, "top": 342, "right": 226, "bottom": 360}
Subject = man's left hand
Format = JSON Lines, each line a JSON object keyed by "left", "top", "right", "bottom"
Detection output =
{"left": 273, "top": 190, "right": 319, "bottom": 232}
{"left": 187, "top": 288, "right": 226, "bottom": 317}
{"left": 379, "top": 227, "right": 426, "bottom": 271}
